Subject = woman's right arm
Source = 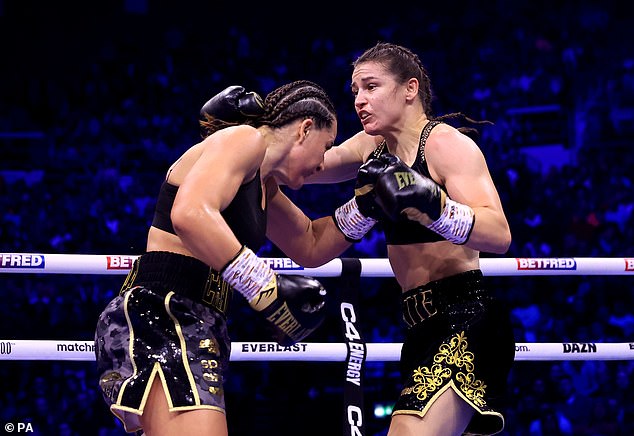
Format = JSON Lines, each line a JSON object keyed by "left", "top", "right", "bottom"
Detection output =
{"left": 171, "top": 126, "right": 264, "bottom": 270}
{"left": 305, "top": 130, "right": 380, "bottom": 183}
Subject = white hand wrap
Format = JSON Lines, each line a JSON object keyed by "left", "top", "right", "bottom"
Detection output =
{"left": 427, "top": 198, "right": 475, "bottom": 244}
{"left": 334, "top": 198, "right": 377, "bottom": 242}
{"left": 220, "top": 246, "right": 274, "bottom": 303}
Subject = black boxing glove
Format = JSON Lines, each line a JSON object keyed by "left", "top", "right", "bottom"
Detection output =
{"left": 255, "top": 275, "right": 327, "bottom": 346}
{"left": 332, "top": 154, "right": 400, "bottom": 242}
{"left": 221, "top": 246, "right": 327, "bottom": 346}
{"left": 200, "top": 85, "right": 265, "bottom": 123}
{"left": 355, "top": 154, "right": 402, "bottom": 219}
{"left": 374, "top": 154, "right": 476, "bottom": 244}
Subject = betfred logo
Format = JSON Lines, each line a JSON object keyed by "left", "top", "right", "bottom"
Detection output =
{"left": 516, "top": 258, "right": 577, "bottom": 270}
{"left": 106, "top": 256, "right": 135, "bottom": 270}
{"left": 264, "top": 258, "right": 304, "bottom": 271}
{"left": 0, "top": 254, "right": 45, "bottom": 269}
{"left": 626, "top": 259, "right": 634, "bottom": 271}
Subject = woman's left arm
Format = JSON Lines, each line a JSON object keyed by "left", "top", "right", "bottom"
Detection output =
{"left": 427, "top": 128, "right": 511, "bottom": 254}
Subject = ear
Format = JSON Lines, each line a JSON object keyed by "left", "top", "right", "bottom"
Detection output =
{"left": 405, "top": 78, "right": 419, "bottom": 102}
{"left": 299, "top": 118, "right": 314, "bottom": 142}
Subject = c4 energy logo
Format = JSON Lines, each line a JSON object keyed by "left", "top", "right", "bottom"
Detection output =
{"left": 0, "top": 254, "right": 45, "bottom": 269}
{"left": 516, "top": 258, "right": 577, "bottom": 270}
{"left": 341, "top": 302, "right": 365, "bottom": 387}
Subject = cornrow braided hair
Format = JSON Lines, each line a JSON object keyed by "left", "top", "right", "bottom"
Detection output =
{"left": 258, "top": 79, "right": 336, "bottom": 130}
{"left": 354, "top": 42, "right": 492, "bottom": 140}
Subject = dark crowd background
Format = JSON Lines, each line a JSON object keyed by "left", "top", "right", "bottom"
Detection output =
{"left": 1, "top": 1, "right": 633, "bottom": 435}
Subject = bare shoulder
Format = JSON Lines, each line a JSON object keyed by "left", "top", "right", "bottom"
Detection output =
{"left": 425, "top": 123, "right": 487, "bottom": 181}
{"left": 426, "top": 123, "right": 483, "bottom": 159}
{"left": 196, "top": 125, "right": 265, "bottom": 178}
{"left": 204, "top": 125, "right": 264, "bottom": 158}
{"left": 204, "top": 124, "right": 262, "bottom": 149}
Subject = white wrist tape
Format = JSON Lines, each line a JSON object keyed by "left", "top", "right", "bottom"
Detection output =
{"left": 334, "top": 198, "right": 377, "bottom": 242}
{"left": 220, "top": 246, "right": 274, "bottom": 303}
{"left": 427, "top": 198, "right": 475, "bottom": 244}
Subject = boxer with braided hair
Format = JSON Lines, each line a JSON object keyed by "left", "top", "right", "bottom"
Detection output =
{"left": 95, "top": 80, "right": 360, "bottom": 435}
{"left": 309, "top": 42, "right": 516, "bottom": 435}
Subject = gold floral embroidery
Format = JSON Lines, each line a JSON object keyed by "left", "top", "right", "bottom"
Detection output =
{"left": 410, "top": 363, "right": 452, "bottom": 400}
{"left": 409, "top": 332, "right": 487, "bottom": 407}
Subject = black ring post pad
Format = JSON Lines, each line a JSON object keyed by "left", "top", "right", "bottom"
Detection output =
{"left": 339, "top": 258, "right": 366, "bottom": 436}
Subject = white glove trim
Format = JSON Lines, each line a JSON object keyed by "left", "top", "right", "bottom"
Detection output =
{"left": 220, "top": 246, "right": 274, "bottom": 303}
{"left": 334, "top": 198, "right": 377, "bottom": 242}
{"left": 427, "top": 198, "right": 475, "bottom": 245}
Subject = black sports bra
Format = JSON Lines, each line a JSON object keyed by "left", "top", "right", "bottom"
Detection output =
{"left": 151, "top": 171, "right": 267, "bottom": 252}
{"left": 371, "top": 121, "right": 446, "bottom": 245}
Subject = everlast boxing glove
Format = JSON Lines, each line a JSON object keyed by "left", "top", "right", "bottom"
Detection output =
{"left": 373, "top": 154, "right": 475, "bottom": 244}
{"left": 221, "top": 246, "right": 327, "bottom": 346}
{"left": 354, "top": 155, "right": 399, "bottom": 220}
{"left": 332, "top": 155, "right": 400, "bottom": 242}
{"left": 200, "top": 85, "right": 265, "bottom": 123}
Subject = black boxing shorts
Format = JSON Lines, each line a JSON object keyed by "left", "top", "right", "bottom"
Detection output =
{"left": 94, "top": 252, "right": 232, "bottom": 433}
{"left": 393, "top": 270, "right": 515, "bottom": 436}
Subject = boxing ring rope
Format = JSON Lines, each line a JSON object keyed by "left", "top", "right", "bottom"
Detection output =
{"left": 2, "top": 253, "right": 632, "bottom": 435}
{"left": 1, "top": 253, "right": 633, "bottom": 362}
{"left": 1, "top": 253, "right": 634, "bottom": 276}
{"left": 2, "top": 340, "right": 633, "bottom": 362}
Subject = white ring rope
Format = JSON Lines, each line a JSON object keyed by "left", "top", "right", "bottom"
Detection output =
{"left": 0, "top": 340, "right": 632, "bottom": 361}
{"left": 2, "top": 253, "right": 633, "bottom": 362}
{"left": 1, "top": 253, "right": 634, "bottom": 276}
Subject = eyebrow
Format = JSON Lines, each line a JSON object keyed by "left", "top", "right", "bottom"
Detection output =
{"left": 354, "top": 75, "right": 379, "bottom": 84}
{"left": 351, "top": 75, "right": 379, "bottom": 90}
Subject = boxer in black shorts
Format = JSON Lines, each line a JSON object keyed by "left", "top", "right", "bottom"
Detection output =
{"left": 311, "top": 42, "right": 517, "bottom": 435}
{"left": 95, "top": 82, "right": 371, "bottom": 435}
{"left": 396, "top": 270, "right": 514, "bottom": 435}
{"left": 96, "top": 252, "right": 232, "bottom": 432}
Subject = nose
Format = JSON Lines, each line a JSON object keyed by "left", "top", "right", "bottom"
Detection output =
{"left": 354, "top": 91, "right": 366, "bottom": 109}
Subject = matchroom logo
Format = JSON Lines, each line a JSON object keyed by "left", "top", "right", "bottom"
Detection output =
{"left": 56, "top": 342, "right": 95, "bottom": 353}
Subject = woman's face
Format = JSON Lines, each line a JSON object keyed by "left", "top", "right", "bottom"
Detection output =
{"left": 285, "top": 119, "right": 337, "bottom": 189}
{"left": 351, "top": 61, "right": 406, "bottom": 136}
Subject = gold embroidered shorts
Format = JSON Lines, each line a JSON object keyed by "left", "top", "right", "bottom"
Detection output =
{"left": 394, "top": 270, "right": 515, "bottom": 436}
